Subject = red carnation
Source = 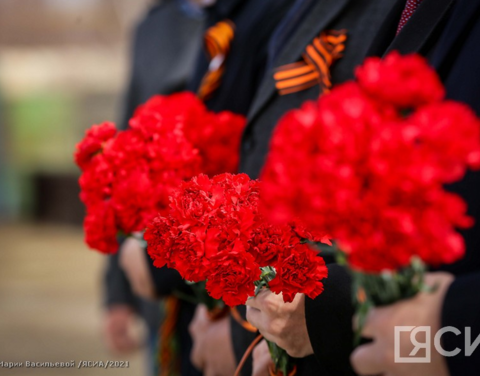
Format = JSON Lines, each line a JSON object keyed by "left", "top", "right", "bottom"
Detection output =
{"left": 269, "top": 244, "right": 328, "bottom": 303}
{"left": 146, "top": 173, "right": 328, "bottom": 306}
{"left": 111, "top": 167, "right": 156, "bottom": 233}
{"left": 184, "top": 110, "right": 246, "bottom": 176}
{"left": 407, "top": 101, "right": 480, "bottom": 182}
{"left": 355, "top": 52, "right": 445, "bottom": 108}
{"left": 130, "top": 92, "right": 246, "bottom": 176}
{"left": 83, "top": 201, "right": 118, "bottom": 254}
{"left": 75, "top": 92, "right": 246, "bottom": 254}
{"left": 75, "top": 122, "right": 116, "bottom": 170}
{"left": 261, "top": 52, "right": 480, "bottom": 273}
{"left": 78, "top": 153, "right": 115, "bottom": 206}
{"left": 146, "top": 173, "right": 260, "bottom": 283}
{"left": 248, "top": 223, "right": 297, "bottom": 267}
{"left": 143, "top": 216, "right": 175, "bottom": 269}
{"left": 206, "top": 247, "right": 261, "bottom": 306}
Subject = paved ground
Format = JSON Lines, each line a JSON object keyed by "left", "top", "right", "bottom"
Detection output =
{"left": 0, "top": 223, "right": 146, "bottom": 376}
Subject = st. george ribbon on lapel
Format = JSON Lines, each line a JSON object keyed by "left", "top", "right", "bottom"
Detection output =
{"left": 246, "top": 0, "right": 351, "bottom": 123}
{"left": 273, "top": 30, "right": 347, "bottom": 96}
{"left": 197, "top": 20, "right": 236, "bottom": 101}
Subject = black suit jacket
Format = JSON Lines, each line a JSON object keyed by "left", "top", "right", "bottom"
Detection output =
{"left": 240, "top": 0, "right": 397, "bottom": 180}
{"left": 120, "top": 0, "right": 203, "bottom": 129}
{"left": 106, "top": 0, "right": 203, "bottom": 305}
{"left": 188, "top": 0, "right": 294, "bottom": 116}
{"left": 236, "top": 1, "right": 397, "bottom": 375}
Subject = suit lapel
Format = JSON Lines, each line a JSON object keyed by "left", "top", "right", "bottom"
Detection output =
{"left": 366, "top": 0, "right": 405, "bottom": 57}
{"left": 369, "top": 0, "right": 455, "bottom": 57}
{"left": 247, "top": 0, "right": 351, "bottom": 123}
{"left": 385, "top": 0, "right": 455, "bottom": 55}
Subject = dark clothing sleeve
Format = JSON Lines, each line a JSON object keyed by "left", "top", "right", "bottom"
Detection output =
{"left": 104, "top": 252, "right": 138, "bottom": 309}
{"left": 144, "top": 248, "right": 189, "bottom": 297}
{"left": 441, "top": 272, "right": 480, "bottom": 376}
{"left": 305, "top": 264, "right": 356, "bottom": 376}
{"left": 144, "top": 249, "right": 202, "bottom": 376}
{"left": 104, "top": 246, "right": 162, "bottom": 332}
{"left": 434, "top": 5, "right": 480, "bottom": 374}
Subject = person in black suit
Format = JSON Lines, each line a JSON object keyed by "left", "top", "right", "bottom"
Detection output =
{"left": 235, "top": 0, "right": 397, "bottom": 375}
{"left": 104, "top": 2, "right": 203, "bottom": 375}
{"left": 350, "top": 0, "right": 480, "bottom": 375}
{"left": 119, "top": 1, "right": 294, "bottom": 375}
{"left": 118, "top": 0, "right": 203, "bottom": 130}
{"left": 187, "top": 0, "right": 294, "bottom": 115}
{"left": 247, "top": 1, "right": 480, "bottom": 376}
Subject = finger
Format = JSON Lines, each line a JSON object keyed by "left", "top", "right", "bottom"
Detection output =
{"left": 424, "top": 272, "right": 454, "bottom": 291}
{"left": 197, "top": 304, "right": 209, "bottom": 320}
{"left": 189, "top": 313, "right": 208, "bottom": 338}
{"left": 245, "top": 288, "right": 271, "bottom": 310}
{"left": 190, "top": 343, "right": 205, "bottom": 370}
{"left": 114, "top": 334, "right": 135, "bottom": 353}
{"left": 359, "top": 307, "right": 391, "bottom": 338}
{"left": 252, "top": 340, "right": 269, "bottom": 360}
{"left": 246, "top": 308, "right": 279, "bottom": 345}
{"left": 193, "top": 305, "right": 210, "bottom": 329}
{"left": 245, "top": 295, "right": 260, "bottom": 309}
{"left": 350, "top": 343, "right": 385, "bottom": 375}
{"left": 252, "top": 356, "right": 273, "bottom": 376}
{"left": 188, "top": 321, "right": 197, "bottom": 338}
{"left": 203, "top": 366, "right": 216, "bottom": 376}
{"left": 251, "top": 318, "right": 279, "bottom": 345}
{"left": 246, "top": 306, "right": 262, "bottom": 331}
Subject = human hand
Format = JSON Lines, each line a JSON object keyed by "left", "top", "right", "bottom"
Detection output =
{"left": 119, "top": 236, "right": 155, "bottom": 299}
{"left": 252, "top": 339, "right": 274, "bottom": 376}
{"left": 246, "top": 290, "right": 313, "bottom": 358}
{"left": 188, "top": 305, "right": 236, "bottom": 376}
{"left": 350, "top": 272, "right": 454, "bottom": 376}
{"left": 103, "top": 305, "right": 139, "bottom": 354}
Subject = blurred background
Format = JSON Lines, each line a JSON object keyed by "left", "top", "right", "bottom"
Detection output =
{"left": 0, "top": 0, "right": 153, "bottom": 374}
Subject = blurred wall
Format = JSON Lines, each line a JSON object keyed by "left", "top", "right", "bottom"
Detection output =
{"left": 0, "top": 0, "right": 150, "bottom": 222}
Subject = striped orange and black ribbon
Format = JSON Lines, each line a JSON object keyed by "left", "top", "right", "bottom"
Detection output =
{"left": 274, "top": 30, "right": 347, "bottom": 96}
{"left": 158, "top": 297, "right": 180, "bottom": 376}
{"left": 197, "top": 20, "right": 235, "bottom": 101}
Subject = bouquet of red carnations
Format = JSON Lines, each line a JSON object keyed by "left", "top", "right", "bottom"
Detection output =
{"left": 260, "top": 52, "right": 480, "bottom": 338}
{"left": 145, "top": 172, "right": 329, "bottom": 376}
{"left": 74, "top": 92, "right": 245, "bottom": 254}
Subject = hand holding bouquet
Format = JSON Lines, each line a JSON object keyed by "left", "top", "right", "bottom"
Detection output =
{"left": 260, "top": 52, "right": 480, "bottom": 339}
{"left": 145, "top": 173, "right": 329, "bottom": 375}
